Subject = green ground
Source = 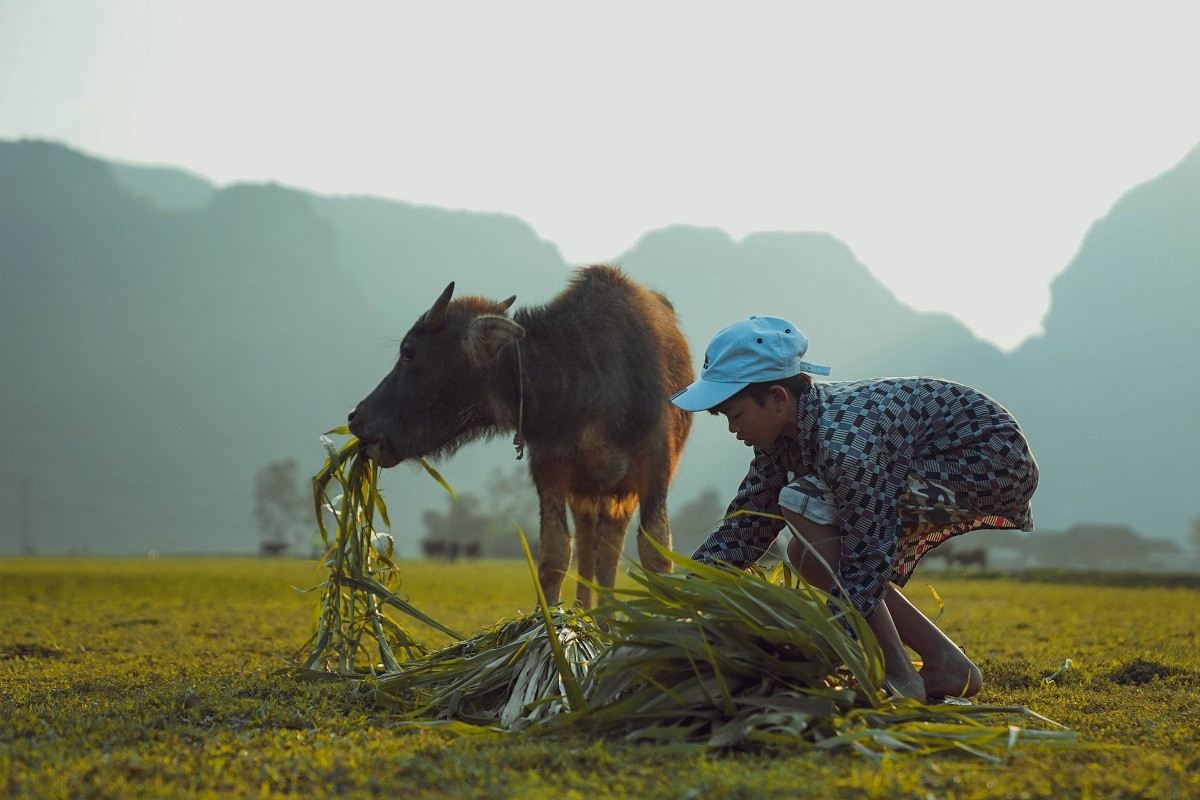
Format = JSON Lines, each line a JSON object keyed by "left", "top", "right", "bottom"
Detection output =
{"left": 2, "top": 557, "right": 1198, "bottom": 799}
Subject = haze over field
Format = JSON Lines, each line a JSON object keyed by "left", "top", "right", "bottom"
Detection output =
{"left": 2, "top": 3, "right": 1199, "bottom": 559}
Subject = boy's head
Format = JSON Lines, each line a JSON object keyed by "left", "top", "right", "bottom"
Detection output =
{"left": 716, "top": 374, "right": 812, "bottom": 414}
{"left": 670, "top": 316, "right": 830, "bottom": 412}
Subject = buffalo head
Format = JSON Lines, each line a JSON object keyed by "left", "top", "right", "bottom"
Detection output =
{"left": 348, "top": 282, "right": 522, "bottom": 467}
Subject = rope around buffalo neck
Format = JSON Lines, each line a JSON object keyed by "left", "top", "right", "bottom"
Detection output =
{"left": 513, "top": 340, "right": 526, "bottom": 460}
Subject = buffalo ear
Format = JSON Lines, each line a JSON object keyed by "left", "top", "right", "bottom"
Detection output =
{"left": 420, "top": 282, "right": 455, "bottom": 332}
{"left": 465, "top": 314, "right": 525, "bottom": 366}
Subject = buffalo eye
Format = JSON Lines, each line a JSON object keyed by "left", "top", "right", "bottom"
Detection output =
{"left": 399, "top": 344, "right": 416, "bottom": 363}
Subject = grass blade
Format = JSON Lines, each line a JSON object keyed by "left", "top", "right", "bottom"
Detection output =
{"left": 517, "top": 525, "right": 587, "bottom": 712}
{"left": 419, "top": 457, "right": 457, "bottom": 501}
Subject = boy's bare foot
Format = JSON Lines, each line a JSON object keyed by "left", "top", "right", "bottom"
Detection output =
{"left": 883, "top": 668, "right": 927, "bottom": 703}
{"left": 919, "top": 653, "right": 983, "bottom": 699}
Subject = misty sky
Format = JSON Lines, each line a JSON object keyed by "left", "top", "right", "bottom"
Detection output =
{"left": 2, "top": 1, "right": 1198, "bottom": 350}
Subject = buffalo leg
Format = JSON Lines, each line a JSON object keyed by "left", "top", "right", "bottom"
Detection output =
{"left": 594, "top": 497, "right": 637, "bottom": 607}
{"left": 636, "top": 485, "right": 674, "bottom": 575}
{"left": 569, "top": 500, "right": 599, "bottom": 608}
{"left": 536, "top": 488, "right": 572, "bottom": 605}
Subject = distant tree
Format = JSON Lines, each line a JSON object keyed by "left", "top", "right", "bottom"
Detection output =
{"left": 253, "top": 459, "right": 310, "bottom": 555}
{"left": 418, "top": 466, "right": 543, "bottom": 560}
{"left": 1190, "top": 516, "right": 1200, "bottom": 555}
{"left": 420, "top": 492, "right": 491, "bottom": 558}
{"left": 483, "top": 464, "right": 540, "bottom": 558}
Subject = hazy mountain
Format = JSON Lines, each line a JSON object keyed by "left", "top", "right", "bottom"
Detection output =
{"left": 1, "top": 138, "right": 1197, "bottom": 557}
{"left": 1003, "top": 142, "right": 1200, "bottom": 535}
{"left": 1, "top": 141, "right": 385, "bottom": 554}
{"left": 109, "top": 160, "right": 216, "bottom": 211}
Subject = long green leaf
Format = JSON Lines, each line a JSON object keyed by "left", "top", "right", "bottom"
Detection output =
{"left": 419, "top": 457, "right": 457, "bottom": 501}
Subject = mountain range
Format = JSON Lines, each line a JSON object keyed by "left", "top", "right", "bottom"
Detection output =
{"left": 1, "top": 139, "right": 1197, "bottom": 557}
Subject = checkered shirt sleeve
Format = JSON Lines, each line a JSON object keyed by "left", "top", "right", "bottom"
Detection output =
{"left": 690, "top": 445, "right": 793, "bottom": 567}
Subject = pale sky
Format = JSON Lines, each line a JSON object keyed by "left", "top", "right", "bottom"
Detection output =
{"left": 3, "top": 1, "right": 1198, "bottom": 350}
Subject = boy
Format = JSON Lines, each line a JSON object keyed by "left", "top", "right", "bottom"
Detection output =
{"left": 671, "top": 316, "right": 1038, "bottom": 702}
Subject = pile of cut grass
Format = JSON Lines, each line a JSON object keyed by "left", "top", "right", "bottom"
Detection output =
{"left": 292, "top": 432, "right": 1075, "bottom": 761}
{"left": 363, "top": 554, "right": 1073, "bottom": 760}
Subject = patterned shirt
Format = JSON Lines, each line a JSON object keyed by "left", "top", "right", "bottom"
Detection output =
{"left": 691, "top": 377, "right": 1038, "bottom": 615}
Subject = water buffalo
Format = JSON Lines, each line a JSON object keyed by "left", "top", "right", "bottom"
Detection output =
{"left": 348, "top": 265, "right": 694, "bottom": 607}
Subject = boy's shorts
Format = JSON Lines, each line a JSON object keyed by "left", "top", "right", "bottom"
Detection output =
{"left": 778, "top": 474, "right": 838, "bottom": 527}
{"left": 778, "top": 471, "right": 975, "bottom": 537}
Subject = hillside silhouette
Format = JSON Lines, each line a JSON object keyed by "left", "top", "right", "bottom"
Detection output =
{"left": 1, "top": 139, "right": 1197, "bottom": 556}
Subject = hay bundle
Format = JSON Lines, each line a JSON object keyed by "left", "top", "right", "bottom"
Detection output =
{"left": 558, "top": 555, "right": 879, "bottom": 748}
{"left": 368, "top": 554, "right": 1071, "bottom": 759}
{"left": 373, "top": 608, "right": 605, "bottom": 731}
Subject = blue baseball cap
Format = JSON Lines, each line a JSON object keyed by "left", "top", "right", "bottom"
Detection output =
{"left": 671, "top": 316, "right": 831, "bottom": 412}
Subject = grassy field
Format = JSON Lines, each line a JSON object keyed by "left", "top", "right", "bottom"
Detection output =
{"left": 2, "top": 556, "right": 1199, "bottom": 799}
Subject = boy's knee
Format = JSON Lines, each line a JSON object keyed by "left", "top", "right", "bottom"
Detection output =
{"left": 781, "top": 510, "right": 841, "bottom": 569}
{"left": 780, "top": 509, "right": 838, "bottom": 544}
{"left": 783, "top": 520, "right": 841, "bottom": 588}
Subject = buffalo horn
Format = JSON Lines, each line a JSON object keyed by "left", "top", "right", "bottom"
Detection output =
{"left": 422, "top": 282, "right": 455, "bottom": 331}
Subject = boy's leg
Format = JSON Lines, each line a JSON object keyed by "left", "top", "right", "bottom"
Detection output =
{"left": 781, "top": 512, "right": 840, "bottom": 589}
{"left": 865, "top": 600, "right": 927, "bottom": 702}
{"left": 782, "top": 512, "right": 925, "bottom": 702}
{"left": 883, "top": 585, "right": 982, "bottom": 698}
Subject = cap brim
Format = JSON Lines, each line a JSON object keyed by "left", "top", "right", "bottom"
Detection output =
{"left": 670, "top": 379, "right": 748, "bottom": 412}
